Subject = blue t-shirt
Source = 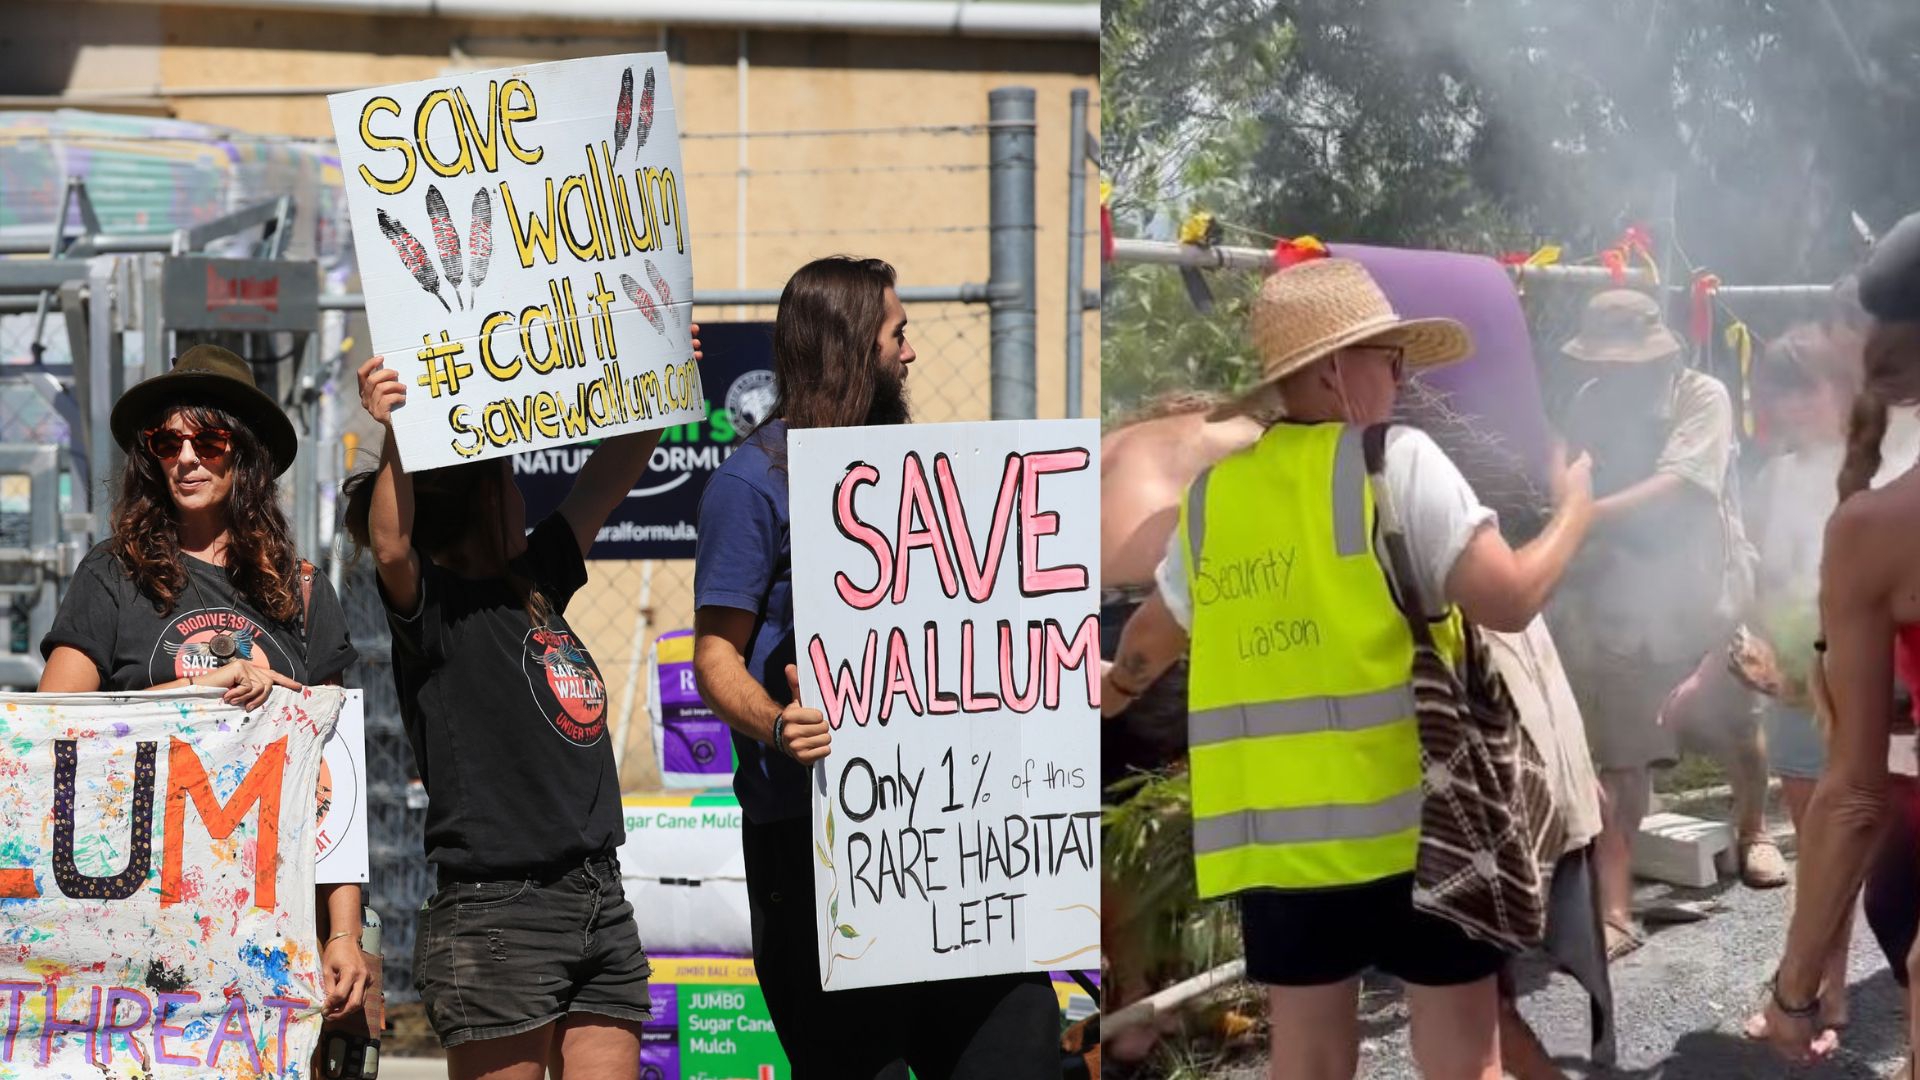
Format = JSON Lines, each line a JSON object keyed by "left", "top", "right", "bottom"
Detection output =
{"left": 693, "top": 421, "right": 808, "bottom": 823}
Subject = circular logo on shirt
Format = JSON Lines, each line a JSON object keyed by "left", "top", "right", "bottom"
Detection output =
{"left": 150, "top": 607, "right": 293, "bottom": 685}
{"left": 724, "top": 369, "right": 777, "bottom": 432}
{"left": 521, "top": 626, "right": 609, "bottom": 746}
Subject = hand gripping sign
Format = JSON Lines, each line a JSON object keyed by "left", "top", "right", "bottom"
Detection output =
{"left": 0, "top": 687, "right": 340, "bottom": 1078}
{"left": 329, "top": 53, "right": 705, "bottom": 472}
{"left": 789, "top": 420, "right": 1103, "bottom": 990}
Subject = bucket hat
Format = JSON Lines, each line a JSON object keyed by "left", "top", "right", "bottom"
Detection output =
{"left": 1561, "top": 289, "right": 1685, "bottom": 364}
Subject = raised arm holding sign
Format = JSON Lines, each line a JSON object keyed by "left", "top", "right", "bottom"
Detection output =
{"left": 331, "top": 52, "right": 710, "bottom": 1079}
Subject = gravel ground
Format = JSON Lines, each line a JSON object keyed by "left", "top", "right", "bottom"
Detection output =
{"left": 1196, "top": 800, "right": 1912, "bottom": 1079}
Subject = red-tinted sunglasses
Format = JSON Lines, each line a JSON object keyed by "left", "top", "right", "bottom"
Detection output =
{"left": 143, "top": 427, "right": 233, "bottom": 462}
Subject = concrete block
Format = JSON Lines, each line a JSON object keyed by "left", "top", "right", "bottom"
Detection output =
{"left": 1631, "top": 812, "right": 1735, "bottom": 889}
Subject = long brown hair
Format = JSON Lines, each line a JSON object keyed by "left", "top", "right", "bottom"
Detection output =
{"left": 1837, "top": 320, "right": 1920, "bottom": 502}
{"left": 112, "top": 403, "right": 300, "bottom": 622}
{"left": 341, "top": 458, "right": 552, "bottom": 627}
{"left": 766, "top": 256, "right": 899, "bottom": 433}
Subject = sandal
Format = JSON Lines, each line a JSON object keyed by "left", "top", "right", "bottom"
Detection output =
{"left": 1604, "top": 917, "right": 1643, "bottom": 962}
{"left": 1739, "top": 836, "right": 1790, "bottom": 889}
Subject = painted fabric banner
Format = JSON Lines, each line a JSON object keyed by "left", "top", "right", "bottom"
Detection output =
{"left": 328, "top": 52, "right": 704, "bottom": 472}
{"left": 0, "top": 686, "right": 340, "bottom": 1078}
{"left": 789, "top": 420, "right": 1102, "bottom": 990}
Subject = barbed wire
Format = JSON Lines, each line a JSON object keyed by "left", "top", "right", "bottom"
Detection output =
{"left": 0, "top": 121, "right": 990, "bottom": 147}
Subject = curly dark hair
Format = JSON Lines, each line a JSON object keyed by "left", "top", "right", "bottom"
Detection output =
{"left": 110, "top": 403, "right": 300, "bottom": 622}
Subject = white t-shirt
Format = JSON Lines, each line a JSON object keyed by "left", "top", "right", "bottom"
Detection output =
{"left": 1156, "top": 426, "right": 1496, "bottom": 630}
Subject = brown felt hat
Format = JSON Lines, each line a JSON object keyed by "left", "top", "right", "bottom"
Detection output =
{"left": 110, "top": 345, "right": 297, "bottom": 476}
{"left": 1209, "top": 258, "right": 1473, "bottom": 421}
{"left": 1561, "top": 289, "right": 1685, "bottom": 365}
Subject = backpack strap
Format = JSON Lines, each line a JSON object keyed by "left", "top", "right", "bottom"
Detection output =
{"left": 298, "top": 559, "right": 315, "bottom": 647}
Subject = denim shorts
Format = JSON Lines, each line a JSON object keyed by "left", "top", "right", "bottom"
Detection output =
{"left": 413, "top": 853, "right": 652, "bottom": 1048}
{"left": 1759, "top": 700, "right": 1826, "bottom": 780}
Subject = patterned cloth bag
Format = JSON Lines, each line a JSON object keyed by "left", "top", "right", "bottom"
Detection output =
{"left": 1363, "top": 424, "right": 1554, "bottom": 951}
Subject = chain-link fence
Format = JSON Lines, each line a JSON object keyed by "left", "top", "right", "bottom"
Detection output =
{"left": 1, "top": 87, "right": 1040, "bottom": 1004}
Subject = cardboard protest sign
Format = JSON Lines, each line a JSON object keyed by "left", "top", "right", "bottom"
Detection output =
{"left": 329, "top": 53, "right": 704, "bottom": 471}
{"left": 789, "top": 420, "right": 1102, "bottom": 990}
{"left": 314, "top": 690, "right": 368, "bottom": 885}
{"left": 0, "top": 686, "right": 340, "bottom": 1078}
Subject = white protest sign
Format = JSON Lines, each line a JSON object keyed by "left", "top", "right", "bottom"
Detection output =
{"left": 328, "top": 53, "right": 704, "bottom": 471}
{"left": 314, "top": 690, "right": 369, "bottom": 885}
{"left": 789, "top": 420, "right": 1102, "bottom": 990}
{"left": 0, "top": 687, "right": 339, "bottom": 1078}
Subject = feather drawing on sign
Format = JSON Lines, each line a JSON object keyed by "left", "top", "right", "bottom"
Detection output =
{"left": 377, "top": 209, "right": 451, "bottom": 314}
{"left": 636, "top": 67, "right": 657, "bottom": 149}
{"left": 620, "top": 272, "right": 666, "bottom": 334}
{"left": 614, "top": 67, "right": 634, "bottom": 162}
{"left": 468, "top": 189, "right": 493, "bottom": 302}
{"left": 425, "top": 185, "right": 465, "bottom": 310}
{"left": 645, "top": 260, "right": 680, "bottom": 327}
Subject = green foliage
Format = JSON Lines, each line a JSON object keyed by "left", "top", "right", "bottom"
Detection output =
{"left": 1102, "top": 768, "right": 1243, "bottom": 990}
{"left": 1103, "top": 0, "right": 1920, "bottom": 407}
{"left": 1101, "top": 265, "right": 1259, "bottom": 420}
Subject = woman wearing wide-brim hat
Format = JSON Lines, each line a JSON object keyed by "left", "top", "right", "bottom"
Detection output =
{"left": 37, "top": 343, "right": 373, "bottom": 1024}
{"left": 1104, "top": 257, "right": 1598, "bottom": 1078}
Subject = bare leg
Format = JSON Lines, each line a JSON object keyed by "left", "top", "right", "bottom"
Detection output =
{"left": 1496, "top": 994, "right": 1565, "bottom": 1080}
{"left": 548, "top": 1014, "right": 643, "bottom": 1080}
{"left": 1728, "top": 732, "right": 1772, "bottom": 846}
{"left": 1747, "top": 778, "right": 1852, "bottom": 1041}
{"left": 1267, "top": 980, "right": 1360, "bottom": 1080}
{"left": 1596, "top": 768, "right": 1650, "bottom": 955}
{"left": 447, "top": 1023, "right": 556, "bottom": 1080}
{"left": 1404, "top": 977, "right": 1502, "bottom": 1080}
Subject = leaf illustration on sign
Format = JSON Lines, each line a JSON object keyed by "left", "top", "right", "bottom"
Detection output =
{"left": 637, "top": 67, "right": 657, "bottom": 148}
{"left": 619, "top": 272, "right": 666, "bottom": 334}
{"left": 646, "top": 259, "right": 680, "bottom": 328}
{"left": 467, "top": 188, "right": 493, "bottom": 301}
{"left": 424, "top": 185, "right": 465, "bottom": 310}
{"left": 614, "top": 66, "right": 634, "bottom": 162}
{"left": 377, "top": 209, "right": 450, "bottom": 314}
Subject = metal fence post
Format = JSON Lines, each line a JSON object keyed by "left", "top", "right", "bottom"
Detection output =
{"left": 1064, "top": 88, "right": 1089, "bottom": 419}
{"left": 989, "top": 87, "right": 1037, "bottom": 420}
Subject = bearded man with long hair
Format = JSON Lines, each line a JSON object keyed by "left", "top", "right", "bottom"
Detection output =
{"left": 691, "top": 256, "right": 1060, "bottom": 1078}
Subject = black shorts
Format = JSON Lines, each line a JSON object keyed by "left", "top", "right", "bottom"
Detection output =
{"left": 741, "top": 816, "right": 1059, "bottom": 1079}
{"left": 413, "top": 853, "right": 652, "bottom": 1048}
{"left": 1240, "top": 874, "right": 1507, "bottom": 988}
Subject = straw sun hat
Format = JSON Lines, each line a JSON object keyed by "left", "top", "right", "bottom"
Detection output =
{"left": 1211, "top": 258, "right": 1473, "bottom": 421}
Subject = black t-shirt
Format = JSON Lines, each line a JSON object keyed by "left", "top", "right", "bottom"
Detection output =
{"left": 41, "top": 541, "right": 357, "bottom": 690}
{"left": 383, "top": 514, "right": 623, "bottom": 878}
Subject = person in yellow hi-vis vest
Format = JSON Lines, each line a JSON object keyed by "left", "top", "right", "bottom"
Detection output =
{"left": 1104, "top": 258, "right": 1597, "bottom": 1080}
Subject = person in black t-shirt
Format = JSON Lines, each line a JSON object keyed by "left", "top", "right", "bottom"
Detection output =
{"left": 342, "top": 327, "right": 701, "bottom": 1079}
{"left": 38, "top": 344, "right": 371, "bottom": 1027}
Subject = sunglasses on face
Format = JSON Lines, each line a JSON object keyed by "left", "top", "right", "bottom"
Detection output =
{"left": 144, "top": 427, "right": 233, "bottom": 462}
{"left": 1347, "top": 344, "right": 1408, "bottom": 383}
